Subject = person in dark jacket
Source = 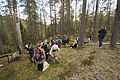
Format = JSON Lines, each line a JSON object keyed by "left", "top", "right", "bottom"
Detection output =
{"left": 43, "top": 43, "right": 50, "bottom": 60}
{"left": 62, "top": 37, "right": 67, "bottom": 47}
{"left": 98, "top": 26, "right": 107, "bottom": 48}
{"left": 28, "top": 43, "right": 34, "bottom": 63}
{"left": 66, "top": 37, "right": 70, "bottom": 44}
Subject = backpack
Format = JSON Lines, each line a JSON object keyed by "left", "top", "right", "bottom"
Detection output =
{"left": 34, "top": 47, "right": 40, "bottom": 60}
{"left": 34, "top": 47, "right": 45, "bottom": 64}
{"left": 58, "top": 39, "right": 61, "bottom": 43}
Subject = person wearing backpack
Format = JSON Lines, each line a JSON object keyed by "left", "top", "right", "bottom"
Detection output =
{"left": 34, "top": 43, "right": 46, "bottom": 71}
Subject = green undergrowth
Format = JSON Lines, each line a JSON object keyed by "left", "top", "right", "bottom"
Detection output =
{"left": 0, "top": 48, "right": 69, "bottom": 80}
{"left": 0, "top": 59, "right": 40, "bottom": 80}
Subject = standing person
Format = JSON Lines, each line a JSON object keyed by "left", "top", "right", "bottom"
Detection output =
{"left": 34, "top": 43, "right": 46, "bottom": 71}
{"left": 28, "top": 43, "right": 34, "bottom": 63}
{"left": 98, "top": 26, "right": 107, "bottom": 48}
{"left": 43, "top": 43, "right": 50, "bottom": 60}
{"left": 62, "top": 37, "right": 66, "bottom": 47}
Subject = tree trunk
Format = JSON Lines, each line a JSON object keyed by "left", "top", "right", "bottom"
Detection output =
{"left": 60, "top": 0, "right": 64, "bottom": 36}
{"left": 85, "top": 2, "right": 90, "bottom": 29}
{"left": 110, "top": 0, "right": 120, "bottom": 48}
{"left": 49, "top": 0, "right": 53, "bottom": 36}
{"left": 75, "top": 0, "right": 77, "bottom": 31}
{"left": 13, "top": 0, "right": 23, "bottom": 51}
{"left": 43, "top": 15, "right": 47, "bottom": 38}
{"left": 55, "top": 13, "right": 57, "bottom": 35}
{"left": 99, "top": 11, "right": 103, "bottom": 29}
{"left": 8, "top": 0, "right": 17, "bottom": 47}
{"left": 0, "top": 16, "right": 3, "bottom": 45}
{"left": 92, "top": 0, "right": 99, "bottom": 42}
{"left": 106, "top": 0, "right": 111, "bottom": 31}
{"left": 27, "top": 0, "right": 33, "bottom": 41}
{"left": 54, "top": 2, "right": 57, "bottom": 35}
{"left": 40, "top": 9, "right": 43, "bottom": 40}
{"left": 0, "top": 16, "right": 2, "bottom": 54}
{"left": 66, "top": 0, "right": 71, "bottom": 36}
{"left": 8, "top": 0, "right": 12, "bottom": 15}
{"left": 79, "top": 0, "right": 87, "bottom": 47}
{"left": 34, "top": 20, "right": 37, "bottom": 43}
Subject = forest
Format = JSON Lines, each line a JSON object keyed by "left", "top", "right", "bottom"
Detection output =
{"left": 0, "top": 0, "right": 120, "bottom": 80}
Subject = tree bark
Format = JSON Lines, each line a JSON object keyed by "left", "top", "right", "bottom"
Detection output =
{"left": 0, "top": 16, "right": 3, "bottom": 45}
{"left": 42, "top": 12, "right": 47, "bottom": 38}
{"left": 13, "top": 0, "right": 23, "bottom": 51}
{"left": 92, "top": 0, "right": 99, "bottom": 42}
{"left": 49, "top": 0, "right": 53, "bottom": 36}
{"left": 110, "top": 0, "right": 120, "bottom": 48}
{"left": 8, "top": 0, "right": 17, "bottom": 47}
{"left": 27, "top": 0, "right": 33, "bottom": 41}
{"left": 85, "top": 2, "right": 90, "bottom": 30}
{"left": 79, "top": 0, "right": 87, "bottom": 47}
{"left": 54, "top": 2, "right": 57, "bottom": 35}
{"left": 40, "top": 9, "right": 43, "bottom": 40}
{"left": 66, "top": 0, "right": 71, "bottom": 36}
{"left": 75, "top": 0, "right": 77, "bottom": 31}
{"left": 8, "top": 0, "right": 12, "bottom": 15}
{"left": 60, "top": 0, "right": 64, "bottom": 36}
{"left": 106, "top": 0, "right": 111, "bottom": 31}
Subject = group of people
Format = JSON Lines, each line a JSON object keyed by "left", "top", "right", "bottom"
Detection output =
{"left": 69, "top": 25, "right": 107, "bottom": 49}
{"left": 24, "top": 25, "right": 107, "bottom": 72}
{"left": 25, "top": 36, "right": 71, "bottom": 71}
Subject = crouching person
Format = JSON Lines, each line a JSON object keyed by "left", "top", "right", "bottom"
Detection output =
{"left": 34, "top": 43, "right": 46, "bottom": 71}
{"left": 49, "top": 43, "right": 60, "bottom": 63}
{"left": 70, "top": 40, "right": 78, "bottom": 49}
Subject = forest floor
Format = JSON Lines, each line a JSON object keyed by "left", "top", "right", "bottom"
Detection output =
{"left": 0, "top": 43, "right": 120, "bottom": 80}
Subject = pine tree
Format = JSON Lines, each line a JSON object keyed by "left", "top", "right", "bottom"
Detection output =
{"left": 110, "top": 0, "right": 120, "bottom": 48}
{"left": 79, "top": 0, "right": 87, "bottom": 47}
